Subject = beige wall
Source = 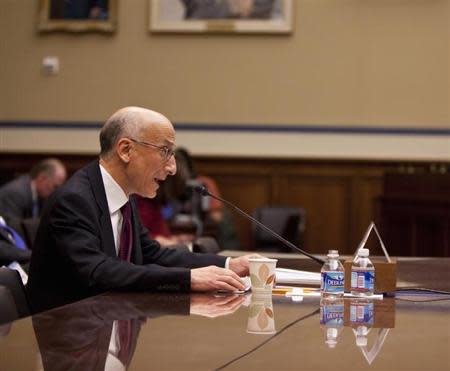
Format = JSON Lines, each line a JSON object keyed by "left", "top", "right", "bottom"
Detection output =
{"left": 0, "top": 0, "right": 448, "bottom": 158}
{"left": 0, "top": 0, "right": 448, "bottom": 125}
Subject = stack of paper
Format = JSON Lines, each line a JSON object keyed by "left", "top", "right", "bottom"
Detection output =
{"left": 275, "top": 268, "right": 321, "bottom": 285}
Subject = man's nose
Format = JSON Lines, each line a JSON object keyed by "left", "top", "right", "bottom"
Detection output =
{"left": 165, "top": 155, "right": 177, "bottom": 176}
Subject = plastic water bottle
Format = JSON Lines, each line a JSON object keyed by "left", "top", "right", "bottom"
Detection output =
{"left": 320, "top": 297, "right": 344, "bottom": 348}
{"left": 349, "top": 298, "right": 374, "bottom": 349}
{"left": 349, "top": 298, "right": 374, "bottom": 326}
{"left": 351, "top": 248, "right": 375, "bottom": 297}
{"left": 320, "top": 250, "right": 345, "bottom": 298}
{"left": 353, "top": 325, "right": 372, "bottom": 348}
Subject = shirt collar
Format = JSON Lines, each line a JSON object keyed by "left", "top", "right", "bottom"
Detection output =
{"left": 30, "top": 180, "right": 38, "bottom": 202}
{"left": 99, "top": 164, "right": 128, "bottom": 215}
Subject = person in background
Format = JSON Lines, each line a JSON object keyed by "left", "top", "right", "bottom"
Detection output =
{"left": 0, "top": 158, "right": 67, "bottom": 228}
{"left": 163, "top": 148, "right": 240, "bottom": 250}
{"left": 135, "top": 194, "right": 193, "bottom": 246}
{"left": 27, "top": 106, "right": 258, "bottom": 313}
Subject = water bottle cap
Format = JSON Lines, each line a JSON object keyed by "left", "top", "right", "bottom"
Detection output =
{"left": 356, "top": 325, "right": 369, "bottom": 335}
{"left": 327, "top": 327, "right": 338, "bottom": 338}
{"left": 356, "top": 335, "right": 368, "bottom": 347}
{"left": 327, "top": 250, "right": 339, "bottom": 258}
{"left": 326, "top": 328, "right": 338, "bottom": 348}
{"left": 358, "top": 248, "right": 369, "bottom": 257}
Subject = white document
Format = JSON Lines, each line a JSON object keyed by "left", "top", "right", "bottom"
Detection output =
{"left": 275, "top": 268, "right": 321, "bottom": 285}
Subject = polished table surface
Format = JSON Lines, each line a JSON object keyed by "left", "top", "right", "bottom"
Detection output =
{"left": 1, "top": 256, "right": 449, "bottom": 370}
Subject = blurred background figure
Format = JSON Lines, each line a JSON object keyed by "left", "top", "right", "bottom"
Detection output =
{"left": 136, "top": 148, "right": 240, "bottom": 251}
{"left": 0, "top": 158, "right": 66, "bottom": 247}
{"left": 135, "top": 194, "right": 193, "bottom": 246}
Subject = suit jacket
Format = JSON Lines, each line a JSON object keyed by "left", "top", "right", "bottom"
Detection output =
{"left": 33, "top": 292, "right": 190, "bottom": 371}
{"left": 27, "top": 161, "right": 226, "bottom": 313}
{"left": 0, "top": 175, "right": 35, "bottom": 225}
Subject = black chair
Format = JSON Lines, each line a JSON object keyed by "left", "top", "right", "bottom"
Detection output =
{"left": 0, "top": 268, "right": 30, "bottom": 319}
{"left": 0, "top": 286, "right": 19, "bottom": 325}
{"left": 21, "top": 218, "right": 40, "bottom": 249}
{"left": 252, "top": 207, "right": 306, "bottom": 252}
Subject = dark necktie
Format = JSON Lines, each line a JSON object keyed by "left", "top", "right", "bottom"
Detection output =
{"left": 32, "top": 199, "right": 39, "bottom": 218}
{"left": 117, "top": 319, "right": 133, "bottom": 366}
{"left": 119, "top": 202, "right": 133, "bottom": 262}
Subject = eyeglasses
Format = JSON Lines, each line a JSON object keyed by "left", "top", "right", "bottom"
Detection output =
{"left": 128, "top": 138, "right": 175, "bottom": 162}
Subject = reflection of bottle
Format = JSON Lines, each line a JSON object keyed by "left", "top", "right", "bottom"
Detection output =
{"left": 349, "top": 298, "right": 374, "bottom": 326}
{"left": 353, "top": 325, "right": 371, "bottom": 347}
{"left": 351, "top": 248, "right": 375, "bottom": 297}
{"left": 320, "top": 297, "right": 344, "bottom": 348}
{"left": 320, "top": 250, "right": 345, "bottom": 298}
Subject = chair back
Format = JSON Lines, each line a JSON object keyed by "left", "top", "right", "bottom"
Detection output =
{"left": 252, "top": 207, "right": 305, "bottom": 252}
{"left": 0, "top": 286, "right": 19, "bottom": 325}
{"left": 21, "top": 218, "right": 40, "bottom": 249}
{"left": 0, "top": 268, "right": 30, "bottom": 318}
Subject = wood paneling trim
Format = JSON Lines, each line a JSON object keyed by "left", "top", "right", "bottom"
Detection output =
{"left": 1, "top": 153, "right": 448, "bottom": 256}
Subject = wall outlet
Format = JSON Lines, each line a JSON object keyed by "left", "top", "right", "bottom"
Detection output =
{"left": 42, "top": 56, "right": 59, "bottom": 75}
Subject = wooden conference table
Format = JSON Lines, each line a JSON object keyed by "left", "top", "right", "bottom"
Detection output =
{"left": 0, "top": 255, "right": 449, "bottom": 370}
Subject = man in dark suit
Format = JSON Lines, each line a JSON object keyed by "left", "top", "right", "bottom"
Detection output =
{"left": 33, "top": 292, "right": 244, "bottom": 370}
{"left": 0, "top": 158, "right": 67, "bottom": 227}
{"left": 27, "top": 106, "right": 255, "bottom": 313}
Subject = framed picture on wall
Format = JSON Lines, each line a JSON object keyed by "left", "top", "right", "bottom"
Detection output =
{"left": 37, "top": 0, "right": 118, "bottom": 33}
{"left": 150, "top": 0, "right": 293, "bottom": 34}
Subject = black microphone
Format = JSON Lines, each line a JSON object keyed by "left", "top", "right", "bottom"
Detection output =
{"left": 195, "top": 185, "right": 325, "bottom": 265}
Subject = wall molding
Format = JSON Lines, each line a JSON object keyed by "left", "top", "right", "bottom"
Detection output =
{"left": 0, "top": 120, "right": 449, "bottom": 136}
{"left": 1, "top": 121, "right": 449, "bottom": 161}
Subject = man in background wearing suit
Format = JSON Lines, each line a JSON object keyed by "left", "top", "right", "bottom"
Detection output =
{"left": 0, "top": 158, "right": 67, "bottom": 227}
{"left": 28, "top": 106, "right": 256, "bottom": 313}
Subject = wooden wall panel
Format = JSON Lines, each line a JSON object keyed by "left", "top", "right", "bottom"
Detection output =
{"left": 278, "top": 176, "right": 351, "bottom": 255}
{"left": 1, "top": 153, "right": 448, "bottom": 256}
{"left": 349, "top": 176, "right": 384, "bottom": 252}
{"left": 212, "top": 174, "right": 272, "bottom": 249}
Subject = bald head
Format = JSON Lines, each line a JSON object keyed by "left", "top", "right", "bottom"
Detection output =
{"left": 99, "top": 106, "right": 172, "bottom": 158}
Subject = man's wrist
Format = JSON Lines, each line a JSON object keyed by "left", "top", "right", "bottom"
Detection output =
{"left": 225, "top": 257, "right": 231, "bottom": 270}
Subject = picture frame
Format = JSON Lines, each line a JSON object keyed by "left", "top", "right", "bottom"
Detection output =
{"left": 149, "top": 0, "right": 293, "bottom": 34}
{"left": 37, "top": 0, "right": 118, "bottom": 33}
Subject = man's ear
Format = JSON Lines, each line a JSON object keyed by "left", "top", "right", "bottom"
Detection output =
{"left": 116, "top": 138, "right": 133, "bottom": 163}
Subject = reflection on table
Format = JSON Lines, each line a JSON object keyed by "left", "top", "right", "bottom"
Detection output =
{"left": 0, "top": 257, "right": 449, "bottom": 370}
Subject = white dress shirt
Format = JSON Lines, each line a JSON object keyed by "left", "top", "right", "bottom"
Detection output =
{"left": 99, "top": 164, "right": 129, "bottom": 255}
{"left": 99, "top": 165, "right": 129, "bottom": 370}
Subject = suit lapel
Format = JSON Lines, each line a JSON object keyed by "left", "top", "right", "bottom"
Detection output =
{"left": 86, "top": 161, "right": 116, "bottom": 258}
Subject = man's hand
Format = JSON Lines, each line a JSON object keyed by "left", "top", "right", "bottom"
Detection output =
{"left": 228, "top": 254, "right": 265, "bottom": 276}
{"left": 191, "top": 266, "right": 245, "bottom": 292}
{"left": 190, "top": 294, "right": 245, "bottom": 318}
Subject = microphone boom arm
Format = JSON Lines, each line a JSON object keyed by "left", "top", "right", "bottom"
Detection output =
{"left": 196, "top": 186, "right": 324, "bottom": 265}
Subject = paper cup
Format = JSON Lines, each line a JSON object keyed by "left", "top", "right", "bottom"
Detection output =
{"left": 249, "top": 258, "right": 277, "bottom": 295}
{"left": 247, "top": 294, "right": 276, "bottom": 334}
